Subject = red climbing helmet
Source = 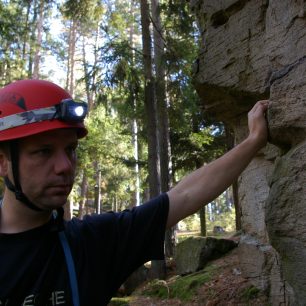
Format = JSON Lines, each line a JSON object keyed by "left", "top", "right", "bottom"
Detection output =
{"left": 0, "top": 79, "right": 88, "bottom": 141}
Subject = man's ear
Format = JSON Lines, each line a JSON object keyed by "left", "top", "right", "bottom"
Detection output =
{"left": 0, "top": 150, "right": 9, "bottom": 177}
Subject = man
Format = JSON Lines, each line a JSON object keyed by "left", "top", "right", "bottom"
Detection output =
{"left": 0, "top": 79, "right": 268, "bottom": 305}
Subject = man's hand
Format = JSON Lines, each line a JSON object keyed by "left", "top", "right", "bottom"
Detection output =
{"left": 166, "top": 100, "right": 269, "bottom": 228}
{"left": 247, "top": 100, "right": 269, "bottom": 150}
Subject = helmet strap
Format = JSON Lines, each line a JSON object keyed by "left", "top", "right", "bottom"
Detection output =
{"left": 4, "top": 141, "right": 43, "bottom": 212}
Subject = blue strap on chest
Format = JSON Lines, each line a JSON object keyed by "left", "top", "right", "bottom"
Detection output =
{"left": 58, "top": 231, "right": 80, "bottom": 306}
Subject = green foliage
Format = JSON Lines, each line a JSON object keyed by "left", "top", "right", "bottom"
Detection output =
{"left": 77, "top": 0, "right": 228, "bottom": 206}
{"left": 179, "top": 214, "right": 200, "bottom": 232}
{"left": 0, "top": 0, "right": 58, "bottom": 84}
{"left": 61, "top": 0, "right": 104, "bottom": 24}
{"left": 0, "top": 0, "right": 232, "bottom": 217}
{"left": 142, "top": 267, "right": 216, "bottom": 301}
{"left": 75, "top": 104, "right": 136, "bottom": 210}
{"left": 158, "top": 0, "right": 227, "bottom": 180}
{"left": 178, "top": 206, "right": 236, "bottom": 234}
{"left": 206, "top": 208, "right": 236, "bottom": 233}
{"left": 108, "top": 297, "right": 131, "bottom": 306}
{"left": 178, "top": 187, "right": 236, "bottom": 235}
{"left": 189, "top": 128, "right": 214, "bottom": 148}
{"left": 0, "top": 0, "right": 30, "bottom": 83}
{"left": 240, "top": 286, "right": 260, "bottom": 301}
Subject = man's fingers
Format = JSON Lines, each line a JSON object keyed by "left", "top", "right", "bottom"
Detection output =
{"left": 249, "top": 100, "right": 269, "bottom": 115}
{"left": 256, "top": 100, "right": 269, "bottom": 109}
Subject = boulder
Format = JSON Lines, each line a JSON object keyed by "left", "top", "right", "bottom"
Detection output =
{"left": 175, "top": 236, "right": 237, "bottom": 275}
{"left": 213, "top": 225, "right": 225, "bottom": 234}
{"left": 123, "top": 265, "right": 149, "bottom": 295}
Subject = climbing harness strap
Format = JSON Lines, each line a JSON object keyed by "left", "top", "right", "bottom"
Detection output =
{"left": 58, "top": 231, "right": 80, "bottom": 306}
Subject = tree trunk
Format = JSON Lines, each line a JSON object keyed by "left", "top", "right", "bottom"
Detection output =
{"left": 64, "top": 19, "right": 77, "bottom": 218}
{"left": 140, "top": 0, "right": 165, "bottom": 280}
{"left": 78, "top": 171, "right": 88, "bottom": 219}
{"left": 82, "top": 36, "right": 92, "bottom": 107}
{"left": 27, "top": 0, "right": 38, "bottom": 77}
{"left": 129, "top": 1, "right": 140, "bottom": 207}
{"left": 224, "top": 125, "right": 241, "bottom": 231}
{"left": 64, "top": 198, "right": 73, "bottom": 220}
{"left": 69, "top": 20, "right": 77, "bottom": 95}
{"left": 192, "top": 114, "right": 207, "bottom": 236}
{"left": 22, "top": 0, "right": 31, "bottom": 62}
{"left": 81, "top": 21, "right": 100, "bottom": 111}
{"left": 66, "top": 20, "right": 77, "bottom": 94}
{"left": 33, "top": 0, "right": 44, "bottom": 79}
{"left": 198, "top": 161, "right": 206, "bottom": 236}
{"left": 199, "top": 206, "right": 207, "bottom": 236}
{"left": 66, "top": 24, "right": 72, "bottom": 90}
{"left": 232, "top": 180, "right": 241, "bottom": 231}
{"left": 151, "top": 0, "right": 169, "bottom": 192}
{"left": 151, "top": 0, "right": 175, "bottom": 258}
{"left": 140, "top": 0, "right": 160, "bottom": 197}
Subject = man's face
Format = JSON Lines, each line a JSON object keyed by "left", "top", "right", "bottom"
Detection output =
{"left": 17, "top": 129, "right": 78, "bottom": 210}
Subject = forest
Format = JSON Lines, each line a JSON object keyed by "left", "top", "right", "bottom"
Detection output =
{"left": 0, "top": 0, "right": 236, "bottom": 238}
{"left": 2, "top": 0, "right": 304, "bottom": 304}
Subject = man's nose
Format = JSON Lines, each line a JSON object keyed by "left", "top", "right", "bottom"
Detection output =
{"left": 54, "top": 150, "right": 75, "bottom": 174}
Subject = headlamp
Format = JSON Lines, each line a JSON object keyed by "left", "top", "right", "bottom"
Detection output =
{"left": 0, "top": 99, "right": 88, "bottom": 131}
{"left": 57, "top": 99, "right": 88, "bottom": 122}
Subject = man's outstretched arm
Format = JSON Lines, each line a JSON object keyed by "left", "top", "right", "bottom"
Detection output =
{"left": 166, "top": 100, "right": 269, "bottom": 228}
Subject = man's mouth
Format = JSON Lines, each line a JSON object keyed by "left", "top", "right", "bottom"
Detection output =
{"left": 47, "top": 184, "right": 72, "bottom": 194}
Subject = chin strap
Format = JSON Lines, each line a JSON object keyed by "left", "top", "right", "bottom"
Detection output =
{"left": 4, "top": 176, "right": 43, "bottom": 211}
{"left": 4, "top": 141, "right": 43, "bottom": 212}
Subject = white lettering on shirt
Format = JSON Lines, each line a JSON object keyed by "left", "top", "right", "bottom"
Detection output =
{"left": 49, "top": 291, "right": 65, "bottom": 305}
{"left": 1, "top": 291, "right": 66, "bottom": 306}
{"left": 23, "top": 295, "right": 35, "bottom": 306}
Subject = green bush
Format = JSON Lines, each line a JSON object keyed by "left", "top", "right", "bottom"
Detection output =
{"left": 142, "top": 266, "right": 216, "bottom": 301}
{"left": 241, "top": 285, "right": 260, "bottom": 300}
{"left": 108, "top": 297, "right": 131, "bottom": 306}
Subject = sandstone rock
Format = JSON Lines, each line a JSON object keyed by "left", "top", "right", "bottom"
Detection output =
{"left": 175, "top": 236, "right": 237, "bottom": 275}
{"left": 123, "top": 265, "right": 149, "bottom": 295}
{"left": 239, "top": 235, "right": 295, "bottom": 305}
{"left": 268, "top": 61, "right": 306, "bottom": 149}
{"left": 190, "top": 0, "right": 306, "bottom": 304}
{"left": 190, "top": 0, "right": 270, "bottom": 123}
{"left": 266, "top": 141, "right": 306, "bottom": 303}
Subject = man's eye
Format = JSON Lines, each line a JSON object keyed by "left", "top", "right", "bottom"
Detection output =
{"left": 34, "top": 148, "right": 51, "bottom": 156}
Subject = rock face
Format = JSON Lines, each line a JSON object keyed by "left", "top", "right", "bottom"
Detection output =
{"left": 175, "top": 236, "right": 237, "bottom": 275}
{"left": 190, "top": 0, "right": 306, "bottom": 305}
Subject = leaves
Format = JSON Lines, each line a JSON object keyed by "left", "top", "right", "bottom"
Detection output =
{"left": 75, "top": 105, "right": 136, "bottom": 208}
{"left": 0, "top": 0, "right": 228, "bottom": 214}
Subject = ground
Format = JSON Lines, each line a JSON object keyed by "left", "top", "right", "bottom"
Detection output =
{"left": 110, "top": 246, "right": 269, "bottom": 306}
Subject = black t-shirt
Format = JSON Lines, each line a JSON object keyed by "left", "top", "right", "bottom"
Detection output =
{"left": 0, "top": 193, "right": 169, "bottom": 305}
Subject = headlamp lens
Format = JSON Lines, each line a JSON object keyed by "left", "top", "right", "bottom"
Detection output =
{"left": 59, "top": 99, "right": 88, "bottom": 122}
{"left": 74, "top": 106, "right": 85, "bottom": 117}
